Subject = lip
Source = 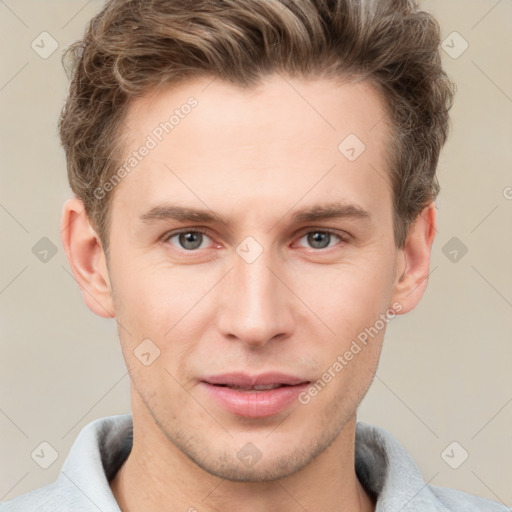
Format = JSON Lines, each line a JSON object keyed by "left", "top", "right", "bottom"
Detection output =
{"left": 200, "top": 372, "right": 310, "bottom": 418}
{"left": 202, "top": 372, "right": 308, "bottom": 387}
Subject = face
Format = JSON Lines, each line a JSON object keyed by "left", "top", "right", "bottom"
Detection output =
{"left": 102, "top": 74, "right": 403, "bottom": 481}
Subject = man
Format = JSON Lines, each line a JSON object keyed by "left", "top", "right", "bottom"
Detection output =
{"left": 1, "top": 0, "right": 508, "bottom": 510}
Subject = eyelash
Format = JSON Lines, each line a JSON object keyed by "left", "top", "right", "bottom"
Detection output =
{"left": 162, "top": 228, "right": 350, "bottom": 253}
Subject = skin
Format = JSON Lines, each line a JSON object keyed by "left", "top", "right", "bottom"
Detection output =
{"left": 61, "top": 74, "right": 436, "bottom": 512}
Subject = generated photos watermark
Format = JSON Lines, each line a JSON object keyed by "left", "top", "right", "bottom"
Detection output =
{"left": 93, "top": 96, "right": 198, "bottom": 200}
{"left": 298, "top": 301, "right": 403, "bottom": 405}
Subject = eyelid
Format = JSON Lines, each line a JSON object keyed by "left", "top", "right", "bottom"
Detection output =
{"left": 294, "top": 227, "right": 351, "bottom": 241}
{"left": 163, "top": 227, "right": 211, "bottom": 239}
{"left": 162, "top": 226, "right": 351, "bottom": 253}
{"left": 162, "top": 227, "right": 216, "bottom": 247}
{"left": 292, "top": 228, "right": 351, "bottom": 251}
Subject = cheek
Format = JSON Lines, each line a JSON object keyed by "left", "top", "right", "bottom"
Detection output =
{"left": 291, "top": 254, "right": 395, "bottom": 338}
{"left": 111, "top": 256, "right": 190, "bottom": 327}
{"left": 300, "top": 269, "right": 390, "bottom": 413}
{"left": 111, "top": 268, "right": 199, "bottom": 403}
{"left": 110, "top": 260, "right": 214, "bottom": 373}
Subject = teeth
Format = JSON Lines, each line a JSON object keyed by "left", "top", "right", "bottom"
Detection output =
{"left": 229, "top": 384, "right": 284, "bottom": 391}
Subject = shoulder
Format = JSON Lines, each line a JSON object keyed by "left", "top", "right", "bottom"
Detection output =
{"left": 0, "top": 483, "right": 52, "bottom": 512}
{"left": 355, "top": 421, "right": 509, "bottom": 511}
{"left": 0, "top": 470, "right": 121, "bottom": 512}
{"left": 0, "top": 478, "right": 101, "bottom": 512}
{"left": 428, "top": 484, "right": 510, "bottom": 511}
{"left": 0, "top": 414, "right": 131, "bottom": 512}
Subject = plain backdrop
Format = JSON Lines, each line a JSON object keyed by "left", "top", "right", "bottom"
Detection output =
{"left": 1, "top": 0, "right": 511, "bottom": 505}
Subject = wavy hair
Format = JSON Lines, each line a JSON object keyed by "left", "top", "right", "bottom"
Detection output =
{"left": 58, "top": 0, "right": 457, "bottom": 253}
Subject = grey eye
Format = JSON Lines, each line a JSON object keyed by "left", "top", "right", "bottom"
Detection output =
{"left": 303, "top": 231, "right": 338, "bottom": 249}
{"left": 169, "top": 231, "right": 208, "bottom": 251}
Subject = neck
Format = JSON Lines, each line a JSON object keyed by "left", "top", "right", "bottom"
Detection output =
{"left": 110, "top": 398, "right": 375, "bottom": 512}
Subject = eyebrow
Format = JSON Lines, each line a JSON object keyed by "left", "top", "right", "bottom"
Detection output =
{"left": 139, "top": 201, "right": 371, "bottom": 227}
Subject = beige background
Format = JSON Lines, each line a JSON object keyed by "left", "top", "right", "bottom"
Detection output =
{"left": 1, "top": 0, "right": 511, "bottom": 506}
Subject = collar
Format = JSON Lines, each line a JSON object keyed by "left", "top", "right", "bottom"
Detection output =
{"left": 7, "top": 414, "right": 504, "bottom": 511}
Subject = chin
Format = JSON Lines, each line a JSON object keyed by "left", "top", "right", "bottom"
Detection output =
{"left": 191, "top": 451, "right": 309, "bottom": 483}
{"left": 176, "top": 430, "right": 336, "bottom": 483}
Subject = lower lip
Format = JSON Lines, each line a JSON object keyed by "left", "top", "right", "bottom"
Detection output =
{"left": 200, "top": 382, "right": 310, "bottom": 418}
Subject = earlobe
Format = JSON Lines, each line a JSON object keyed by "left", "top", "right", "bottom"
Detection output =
{"left": 60, "top": 197, "right": 115, "bottom": 318}
{"left": 390, "top": 203, "right": 437, "bottom": 315}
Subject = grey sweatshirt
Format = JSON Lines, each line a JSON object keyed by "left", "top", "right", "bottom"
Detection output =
{"left": 1, "top": 414, "right": 509, "bottom": 511}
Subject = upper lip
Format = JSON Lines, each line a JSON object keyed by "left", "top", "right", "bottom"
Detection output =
{"left": 201, "top": 372, "right": 310, "bottom": 387}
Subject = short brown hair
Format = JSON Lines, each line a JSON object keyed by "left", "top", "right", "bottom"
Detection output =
{"left": 58, "top": 0, "right": 456, "bottom": 255}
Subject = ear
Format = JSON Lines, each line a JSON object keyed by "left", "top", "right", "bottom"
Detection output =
{"left": 390, "top": 202, "right": 437, "bottom": 315}
{"left": 60, "top": 197, "right": 115, "bottom": 318}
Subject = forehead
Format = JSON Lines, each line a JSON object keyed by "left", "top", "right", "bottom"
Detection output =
{"left": 111, "top": 74, "right": 392, "bottom": 226}
{"left": 124, "top": 74, "right": 389, "bottom": 148}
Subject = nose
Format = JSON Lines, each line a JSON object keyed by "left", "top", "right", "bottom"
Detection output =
{"left": 217, "top": 244, "right": 295, "bottom": 348}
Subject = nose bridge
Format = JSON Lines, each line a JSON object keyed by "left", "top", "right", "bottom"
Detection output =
{"left": 218, "top": 240, "right": 292, "bottom": 345}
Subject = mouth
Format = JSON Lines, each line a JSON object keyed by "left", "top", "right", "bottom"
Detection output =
{"left": 199, "top": 372, "right": 311, "bottom": 418}
{"left": 201, "top": 371, "right": 310, "bottom": 388}
{"left": 211, "top": 383, "right": 290, "bottom": 392}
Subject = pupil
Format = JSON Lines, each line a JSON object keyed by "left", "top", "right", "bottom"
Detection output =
{"left": 309, "top": 232, "right": 329, "bottom": 249}
{"left": 180, "top": 232, "right": 202, "bottom": 250}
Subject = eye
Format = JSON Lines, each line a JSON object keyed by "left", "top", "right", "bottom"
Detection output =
{"left": 162, "top": 228, "right": 349, "bottom": 253}
{"left": 164, "top": 229, "right": 212, "bottom": 251}
{"left": 295, "top": 229, "right": 347, "bottom": 250}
